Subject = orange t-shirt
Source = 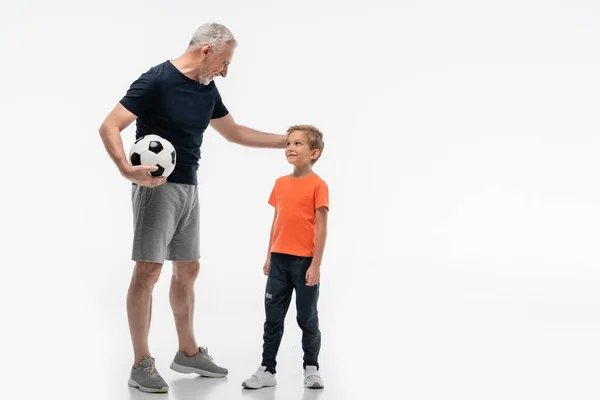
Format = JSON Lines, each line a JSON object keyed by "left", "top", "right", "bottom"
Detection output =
{"left": 268, "top": 173, "right": 329, "bottom": 257}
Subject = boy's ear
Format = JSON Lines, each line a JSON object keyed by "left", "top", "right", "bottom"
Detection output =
{"left": 311, "top": 149, "right": 321, "bottom": 159}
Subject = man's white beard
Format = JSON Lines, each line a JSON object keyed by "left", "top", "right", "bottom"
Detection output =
{"left": 197, "top": 71, "right": 212, "bottom": 85}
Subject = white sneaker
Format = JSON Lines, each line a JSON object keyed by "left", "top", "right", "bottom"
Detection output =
{"left": 304, "top": 366, "right": 324, "bottom": 389}
{"left": 242, "top": 366, "right": 277, "bottom": 389}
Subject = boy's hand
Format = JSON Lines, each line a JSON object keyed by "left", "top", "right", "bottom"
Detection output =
{"left": 263, "top": 260, "right": 270, "bottom": 275}
{"left": 305, "top": 265, "right": 320, "bottom": 286}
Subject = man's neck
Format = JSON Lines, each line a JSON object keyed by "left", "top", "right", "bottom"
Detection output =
{"left": 171, "top": 52, "right": 203, "bottom": 81}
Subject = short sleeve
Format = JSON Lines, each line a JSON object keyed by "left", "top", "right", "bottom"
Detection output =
{"left": 211, "top": 85, "right": 229, "bottom": 119}
{"left": 119, "top": 71, "right": 158, "bottom": 117}
{"left": 268, "top": 184, "right": 277, "bottom": 207}
{"left": 314, "top": 180, "right": 329, "bottom": 210}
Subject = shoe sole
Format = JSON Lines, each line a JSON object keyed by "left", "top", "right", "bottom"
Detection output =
{"left": 170, "top": 361, "right": 227, "bottom": 377}
{"left": 242, "top": 380, "right": 277, "bottom": 389}
{"left": 305, "top": 381, "right": 324, "bottom": 389}
{"left": 128, "top": 379, "right": 169, "bottom": 393}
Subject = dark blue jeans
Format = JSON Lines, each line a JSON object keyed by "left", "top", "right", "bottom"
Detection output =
{"left": 261, "top": 252, "right": 321, "bottom": 374}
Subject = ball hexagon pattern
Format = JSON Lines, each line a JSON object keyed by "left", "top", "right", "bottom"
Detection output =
{"left": 129, "top": 135, "right": 177, "bottom": 178}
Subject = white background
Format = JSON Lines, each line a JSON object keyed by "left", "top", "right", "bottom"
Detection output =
{"left": 1, "top": 0, "right": 600, "bottom": 399}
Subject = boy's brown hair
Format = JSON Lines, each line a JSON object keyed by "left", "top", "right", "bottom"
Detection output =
{"left": 286, "top": 124, "right": 325, "bottom": 165}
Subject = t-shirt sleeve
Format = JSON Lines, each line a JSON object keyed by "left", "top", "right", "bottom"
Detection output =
{"left": 119, "top": 71, "right": 158, "bottom": 117}
{"left": 315, "top": 180, "right": 329, "bottom": 210}
{"left": 211, "top": 86, "right": 229, "bottom": 119}
{"left": 268, "top": 184, "right": 277, "bottom": 207}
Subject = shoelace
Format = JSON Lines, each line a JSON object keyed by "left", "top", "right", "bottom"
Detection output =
{"left": 144, "top": 358, "right": 160, "bottom": 379}
{"left": 200, "top": 346, "right": 214, "bottom": 361}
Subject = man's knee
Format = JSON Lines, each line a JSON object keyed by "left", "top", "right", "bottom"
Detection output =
{"left": 172, "top": 260, "right": 200, "bottom": 283}
{"left": 133, "top": 261, "right": 163, "bottom": 286}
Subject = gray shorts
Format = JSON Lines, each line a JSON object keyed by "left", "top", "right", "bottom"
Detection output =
{"left": 131, "top": 182, "right": 200, "bottom": 264}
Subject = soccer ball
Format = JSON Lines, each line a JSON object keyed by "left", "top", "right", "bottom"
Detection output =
{"left": 129, "top": 134, "right": 177, "bottom": 177}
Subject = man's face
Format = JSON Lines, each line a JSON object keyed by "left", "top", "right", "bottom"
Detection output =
{"left": 198, "top": 42, "right": 234, "bottom": 85}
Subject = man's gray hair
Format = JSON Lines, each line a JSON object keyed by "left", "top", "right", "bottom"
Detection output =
{"left": 188, "top": 23, "right": 237, "bottom": 52}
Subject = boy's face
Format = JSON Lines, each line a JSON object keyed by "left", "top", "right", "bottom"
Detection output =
{"left": 286, "top": 130, "right": 319, "bottom": 166}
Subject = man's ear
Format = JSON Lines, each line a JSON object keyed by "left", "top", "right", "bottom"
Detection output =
{"left": 201, "top": 43, "right": 211, "bottom": 58}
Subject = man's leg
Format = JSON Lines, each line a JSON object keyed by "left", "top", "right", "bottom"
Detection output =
{"left": 170, "top": 260, "right": 200, "bottom": 356}
{"left": 168, "top": 258, "right": 228, "bottom": 377}
{"left": 127, "top": 262, "right": 169, "bottom": 394}
{"left": 126, "top": 261, "right": 162, "bottom": 366}
{"left": 167, "top": 185, "right": 228, "bottom": 377}
{"left": 127, "top": 183, "right": 179, "bottom": 393}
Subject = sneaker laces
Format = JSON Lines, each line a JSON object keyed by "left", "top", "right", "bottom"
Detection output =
{"left": 200, "top": 346, "right": 214, "bottom": 361}
{"left": 143, "top": 358, "right": 160, "bottom": 379}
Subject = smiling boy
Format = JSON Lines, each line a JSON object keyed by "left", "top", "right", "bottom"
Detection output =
{"left": 242, "top": 125, "right": 329, "bottom": 390}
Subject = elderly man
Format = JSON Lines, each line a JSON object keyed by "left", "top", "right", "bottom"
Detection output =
{"left": 99, "top": 23, "right": 286, "bottom": 393}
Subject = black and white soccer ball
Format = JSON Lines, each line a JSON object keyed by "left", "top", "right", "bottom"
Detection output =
{"left": 129, "top": 134, "right": 177, "bottom": 177}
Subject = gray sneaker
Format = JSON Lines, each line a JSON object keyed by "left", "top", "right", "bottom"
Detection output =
{"left": 128, "top": 357, "right": 169, "bottom": 393}
{"left": 170, "top": 346, "right": 228, "bottom": 377}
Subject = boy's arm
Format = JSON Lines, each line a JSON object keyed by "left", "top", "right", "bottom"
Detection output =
{"left": 263, "top": 209, "right": 277, "bottom": 275}
{"left": 306, "top": 206, "right": 328, "bottom": 286}
{"left": 312, "top": 207, "right": 328, "bottom": 267}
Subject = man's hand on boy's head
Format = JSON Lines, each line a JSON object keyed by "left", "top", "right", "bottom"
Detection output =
{"left": 305, "top": 265, "right": 320, "bottom": 286}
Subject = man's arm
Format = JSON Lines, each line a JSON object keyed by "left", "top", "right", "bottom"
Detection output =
{"left": 98, "top": 103, "right": 166, "bottom": 187}
{"left": 210, "top": 114, "right": 287, "bottom": 148}
{"left": 306, "top": 207, "right": 328, "bottom": 286}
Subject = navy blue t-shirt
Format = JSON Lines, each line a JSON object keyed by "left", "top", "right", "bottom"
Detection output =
{"left": 120, "top": 60, "right": 229, "bottom": 185}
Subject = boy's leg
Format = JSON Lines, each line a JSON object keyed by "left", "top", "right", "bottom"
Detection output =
{"left": 291, "top": 256, "right": 321, "bottom": 369}
{"left": 262, "top": 253, "right": 293, "bottom": 374}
